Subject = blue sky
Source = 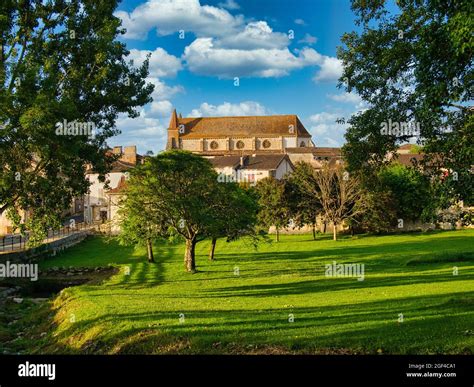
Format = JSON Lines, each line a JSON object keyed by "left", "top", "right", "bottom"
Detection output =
{"left": 111, "top": 0, "right": 369, "bottom": 153}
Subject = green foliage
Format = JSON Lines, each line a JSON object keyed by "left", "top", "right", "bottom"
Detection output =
{"left": 0, "top": 0, "right": 154, "bottom": 238}
{"left": 255, "top": 177, "right": 290, "bottom": 240}
{"left": 339, "top": 0, "right": 473, "bottom": 204}
{"left": 351, "top": 189, "right": 398, "bottom": 233}
{"left": 206, "top": 182, "right": 259, "bottom": 243}
{"left": 132, "top": 151, "right": 219, "bottom": 241}
{"left": 285, "top": 162, "right": 322, "bottom": 234}
{"left": 378, "top": 163, "right": 435, "bottom": 222}
{"left": 117, "top": 170, "right": 165, "bottom": 262}
{"left": 117, "top": 150, "right": 260, "bottom": 270}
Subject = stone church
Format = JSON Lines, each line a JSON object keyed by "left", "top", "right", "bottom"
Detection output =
{"left": 166, "top": 109, "right": 315, "bottom": 154}
{"left": 164, "top": 109, "right": 344, "bottom": 183}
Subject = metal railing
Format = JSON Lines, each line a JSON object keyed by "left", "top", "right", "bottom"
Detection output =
{"left": 0, "top": 222, "right": 90, "bottom": 252}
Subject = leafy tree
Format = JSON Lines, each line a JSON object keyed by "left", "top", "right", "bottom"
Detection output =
{"left": 0, "top": 0, "right": 153, "bottom": 237}
{"left": 349, "top": 189, "right": 398, "bottom": 234}
{"left": 120, "top": 151, "right": 221, "bottom": 273}
{"left": 286, "top": 162, "right": 323, "bottom": 240}
{"left": 206, "top": 182, "right": 258, "bottom": 261}
{"left": 378, "top": 163, "right": 436, "bottom": 223}
{"left": 117, "top": 174, "right": 166, "bottom": 263}
{"left": 255, "top": 177, "right": 290, "bottom": 242}
{"left": 339, "top": 0, "right": 473, "bottom": 204}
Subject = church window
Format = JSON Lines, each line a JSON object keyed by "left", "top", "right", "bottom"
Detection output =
{"left": 210, "top": 141, "right": 219, "bottom": 150}
{"left": 300, "top": 141, "right": 306, "bottom": 147}
{"left": 262, "top": 140, "right": 271, "bottom": 149}
{"left": 236, "top": 140, "right": 245, "bottom": 149}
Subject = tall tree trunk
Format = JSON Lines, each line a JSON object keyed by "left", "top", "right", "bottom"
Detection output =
{"left": 312, "top": 222, "right": 316, "bottom": 240}
{"left": 276, "top": 227, "right": 280, "bottom": 242}
{"left": 323, "top": 222, "right": 327, "bottom": 233}
{"left": 146, "top": 238, "right": 155, "bottom": 263}
{"left": 333, "top": 223, "right": 337, "bottom": 241}
{"left": 184, "top": 236, "right": 197, "bottom": 272}
{"left": 208, "top": 237, "right": 217, "bottom": 261}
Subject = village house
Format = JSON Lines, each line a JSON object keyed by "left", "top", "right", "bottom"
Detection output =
{"left": 210, "top": 154, "right": 295, "bottom": 185}
{"left": 84, "top": 146, "right": 142, "bottom": 227}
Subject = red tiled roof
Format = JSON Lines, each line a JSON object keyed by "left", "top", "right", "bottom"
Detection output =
{"left": 86, "top": 151, "right": 142, "bottom": 174}
{"left": 110, "top": 160, "right": 136, "bottom": 172}
{"left": 208, "top": 154, "right": 293, "bottom": 171}
{"left": 107, "top": 175, "right": 127, "bottom": 194}
{"left": 171, "top": 114, "right": 311, "bottom": 138}
{"left": 395, "top": 153, "right": 425, "bottom": 167}
{"left": 286, "top": 147, "right": 342, "bottom": 158}
{"left": 208, "top": 156, "right": 242, "bottom": 169}
{"left": 241, "top": 154, "right": 292, "bottom": 171}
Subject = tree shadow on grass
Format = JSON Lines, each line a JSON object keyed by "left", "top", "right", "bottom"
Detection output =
{"left": 187, "top": 272, "right": 473, "bottom": 299}
{"left": 211, "top": 236, "right": 473, "bottom": 263}
{"left": 35, "top": 291, "right": 474, "bottom": 354}
{"left": 109, "top": 244, "right": 180, "bottom": 289}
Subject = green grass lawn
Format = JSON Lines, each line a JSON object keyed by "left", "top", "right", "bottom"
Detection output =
{"left": 18, "top": 230, "right": 474, "bottom": 354}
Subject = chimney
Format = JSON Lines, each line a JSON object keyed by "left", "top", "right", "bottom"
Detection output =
{"left": 122, "top": 146, "right": 137, "bottom": 165}
{"left": 112, "top": 146, "right": 122, "bottom": 155}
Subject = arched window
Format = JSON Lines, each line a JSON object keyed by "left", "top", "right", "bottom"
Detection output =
{"left": 210, "top": 141, "right": 219, "bottom": 150}
{"left": 262, "top": 140, "right": 271, "bottom": 149}
{"left": 300, "top": 141, "right": 306, "bottom": 147}
{"left": 236, "top": 140, "right": 245, "bottom": 149}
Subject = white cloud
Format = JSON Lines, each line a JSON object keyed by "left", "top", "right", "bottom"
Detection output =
{"left": 128, "top": 48, "right": 182, "bottom": 78}
{"left": 147, "top": 77, "right": 184, "bottom": 101}
{"left": 328, "top": 92, "right": 362, "bottom": 104}
{"left": 150, "top": 100, "right": 174, "bottom": 117}
{"left": 183, "top": 38, "right": 320, "bottom": 78}
{"left": 115, "top": 0, "right": 244, "bottom": 40}
{"left": 307, "top": 111, "right": 348, "bottom": 149}
{"left": 294, "top": 19, "right": 306, "bottom": 25}
{"left": 189, "top": 101, "right": 271, "bottom": 117}
{"left": 218, "top": 0, "right": 240, "bottom": 10}
{"left": 112, "top": 109, "right": 167, "bottom": 153}
{"left": 216, "top": 21, "right": 289, "bottom": 50}
{"left": 312, "top": 56, "right": 343, "bottom": 82}
{"left": 308, "top": 112, "right": 341, "bottom": 135}
{"left": 298, "top": 33, "right": 317, "bottom": 45}
{"left": 320, "top": 137, "right": 341, "bottom": 147}
{"left": 309, "top": 112, "right": 340, "bottom": 125}
{"left": 117, "top": 0, "right": 342, "bottom": 82}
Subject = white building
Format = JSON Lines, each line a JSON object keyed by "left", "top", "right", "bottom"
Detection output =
{"left": 84, "top": 146, "right": 141, "bottom": 225}
{"left": 210, "top": 154, "right": 294, "bottom": 184}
